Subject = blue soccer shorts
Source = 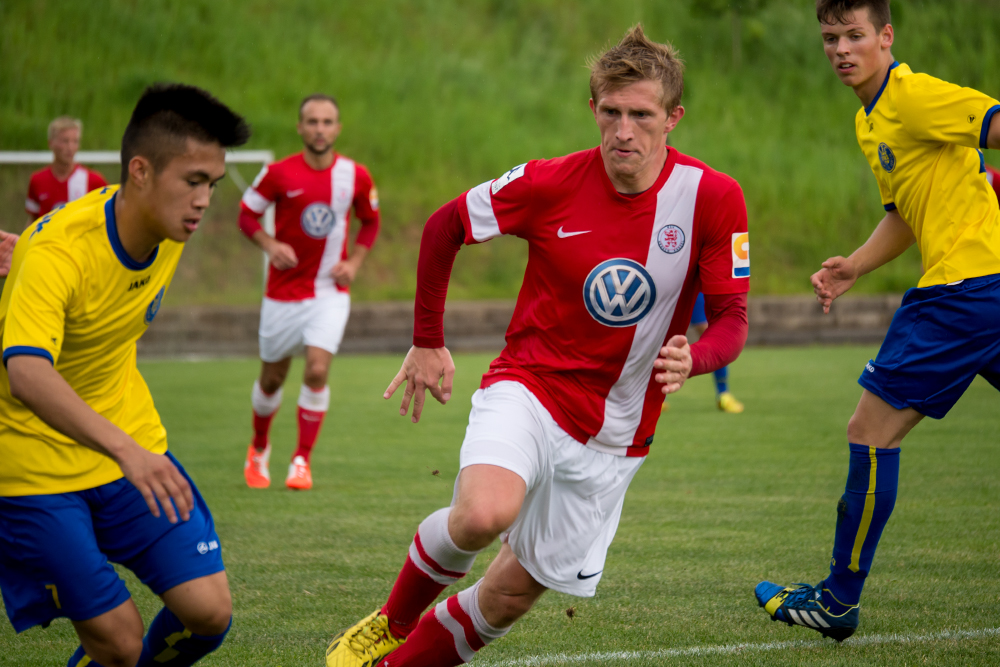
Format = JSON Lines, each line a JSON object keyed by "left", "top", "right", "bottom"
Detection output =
{"left": 859, "top": 273, "right": 1000, "bottom": 419}
{"left": 690, "top": 292, "right": 708, "bottom": 326}
{"left": 0, "top": 452, "right": 224, "bottom": 633}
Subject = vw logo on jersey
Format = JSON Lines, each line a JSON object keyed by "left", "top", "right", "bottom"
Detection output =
{"left": 144, "top": 286, "right": 164, "bottom": 325}
{"left": 878, "top": 142, "right": 896, "bottom": 172}
{"left": 583, "top": 258, "right": 657, "bottom": 327}
{"left": 300, "top": 203, "right": 336, "bottom": 239}
{"left": 656, "top": 224, "right": 686, "bottom": 254}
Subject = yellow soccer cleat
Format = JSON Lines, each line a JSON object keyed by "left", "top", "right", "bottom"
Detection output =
{"left": 326, "top": 609, "right": 403, "bottom": 667}
{"left": 717, "top": 391, "right": 744, "bottom": 414}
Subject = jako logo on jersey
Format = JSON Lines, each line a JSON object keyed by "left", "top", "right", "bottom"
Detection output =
{"left": 656, "top": 224, "right": 685, "bottom": 254}
{"left": 584, "top": 258, "right": 656, "bottom": 327}
{"left": 491, "top": 163, "right": 527, "bottom": 195}
{"left": 866, "top": 362, "right": 875, "bottom": 373}
{"left": 878, "top": 142, "right": 896, "bottom": 172}
{"left": 731, "top": 232, "right": 750, "bottom": 278}
{"left": 196, "top": 540, "right": 219, "bottom": 555}
{"left": 300, "top": 203, "right": 335, "bottom": 238}
{"left": 144, "top": 287, "right": 164, "bottom": 325}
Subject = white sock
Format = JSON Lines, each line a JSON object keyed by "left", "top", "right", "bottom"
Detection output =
{"left": 252, "top": 380, "right": 282, "bottom": 416}
{"left": 408, "top": 507, "right": 479, "bottom": 585}
{"left": 297, "top": 384, "right": 330, "bottom": 412}
{"left": 460, "top": 578, "right": 512, "bottom": 644}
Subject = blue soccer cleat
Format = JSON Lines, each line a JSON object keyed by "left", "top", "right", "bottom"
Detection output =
{"left": 755, "top": 581, "right": 859, "bottom": 642}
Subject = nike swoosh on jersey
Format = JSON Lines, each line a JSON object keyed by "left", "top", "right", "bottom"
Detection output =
{"left": 576, "top": 570, "right": 602, "bottom": 580}
{"left": 557, "top": 226, "right": 592, "bottom": 238}
{"left": 286, "top": 189, "right": 305, "bottom": 198}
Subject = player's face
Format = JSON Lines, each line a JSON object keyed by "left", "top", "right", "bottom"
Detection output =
{"left": 591, "top": 80, "right": 683, "bottom": 184}
{"left": 820, "top": 9, "right": 894, "bottom": 89}
{"left": 141, "top": 138, "right": 227, "bottom": 243}
{"left": 297, "top": 101, "right": 341, "bottom": 156}
{"left": 49, "top": 128, "right": 80, "bottom": 166}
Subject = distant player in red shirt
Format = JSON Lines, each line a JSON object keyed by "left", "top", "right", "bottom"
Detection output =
{"left": 25, "top": 116, "right": 107, "bottom": 224}
{"left": 325, "top": 26, "right": 749, "bottom": 667}
{"left": 238, "top": 94, "right": 380, "bottom": 491}
{"left": 987, "top": 164, "right": 1000, "bottom": 203}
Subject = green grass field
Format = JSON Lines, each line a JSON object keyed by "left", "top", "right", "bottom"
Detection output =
{"left": 1, "top": 347, "right": 998, "bottom": 666}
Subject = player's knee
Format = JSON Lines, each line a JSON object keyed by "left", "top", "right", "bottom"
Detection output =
{"left": 182, "top": 596, "right": 233, "bottom": 636}
{"left": 303, "top": 363, "right": 329, "bottom": 387}
{"left": 259, "top": 374, "right": 286, "bottom": 394}
{"left": 846, "top": 411, "right": 871, "bottom": 444}
{"left": 90, "top": 634, "right": 143, "bottom": 667}
{"left": 450, "top": 505, "right": 512, "bottom": 550}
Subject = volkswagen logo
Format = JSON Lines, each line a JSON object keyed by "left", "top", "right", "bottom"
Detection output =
{"left": 300, "top": 203, "right": 335, "bottom": 239}
{"left": 583, "top": 258, "right": 656, "bottom": 327}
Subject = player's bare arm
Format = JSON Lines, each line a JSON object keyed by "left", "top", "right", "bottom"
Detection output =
{"left": 0, "top": 230, "right": 16, "bottom": 277}
{"left": 384, "top": 345, "right": 456, "bottom": 423}
{"left": 331, "top": 242, "right": 368, "bottom": 286}
{"left": 653, "top": 335, "right": 692, "bottom": 394}
{"left": 249, "top": 227, "right": 298, "bottom": 269}
{"left": 988, "top": 111, "right": 1000, "bottom": 150}
{"left": 6, "top": 356, "right": 194, "bottom": 523}
{"left": 812, "top": 209, "right": 914, "bottom": 313}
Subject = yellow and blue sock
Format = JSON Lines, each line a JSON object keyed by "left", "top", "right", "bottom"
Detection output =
{"left": 713, "top": 366, "right": 728, "bottom": 395}
{"left": 67, "top": 645, "right": 101, "bottom": 666}
{"left": 136, "top": 607, "right": 231, "bottom": 666}
{"left": 821, "top": 443, "right": 900, "bottom": 614}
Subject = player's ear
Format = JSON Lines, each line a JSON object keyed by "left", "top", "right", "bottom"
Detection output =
{"left": 128, "top": 155, "right": 152, "bottom": 190}
{"left": 881, "top": 22, "right": 894, "bottom": 50}
{"left": 665, "top": 105, "right": 685, "bottom": 133}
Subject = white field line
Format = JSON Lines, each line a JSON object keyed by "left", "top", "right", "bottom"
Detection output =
{"left": 482, "top": 627, "right": 1000, "bottom": 666}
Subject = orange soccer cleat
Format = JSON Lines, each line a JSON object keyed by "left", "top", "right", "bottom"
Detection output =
{"left": 244, "top": 442, "right": 271, "bottom": 489}
{"left": 286, "top": 455, "right": 312, "bottom": 490}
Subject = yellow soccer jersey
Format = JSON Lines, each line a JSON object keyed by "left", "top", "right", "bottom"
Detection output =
{"left": 0, "top": 186, "right": 183, "bottom": 496}
{"left": 855, "top": 62, "right": 1000, "bottom": 288}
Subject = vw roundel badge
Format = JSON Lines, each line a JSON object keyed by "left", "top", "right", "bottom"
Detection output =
{"left": 878, "top": 142, "right": 896, "bottom": 173}
{"left": 300, "top": 202, "right": 336, "bottom": 239}
{"left": 656, "top": 224, "right": 685, "bottom": 254}
{"left": 145, "top": 287, "right": 164, "bottom": 325}
{"left": 583, "top": 258, "right": 656, "bottom": 327}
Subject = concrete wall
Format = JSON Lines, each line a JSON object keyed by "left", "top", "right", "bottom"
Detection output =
{"left": 136, "top": 295, "right": 901, "bottom": 358}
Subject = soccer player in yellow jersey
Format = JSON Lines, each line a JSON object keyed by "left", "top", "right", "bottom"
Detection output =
{"left": 755, "top": 0, "right": 1000, "bottom": 640}
{"left": 0, "top": 84, "right": 250, "bottom": 667}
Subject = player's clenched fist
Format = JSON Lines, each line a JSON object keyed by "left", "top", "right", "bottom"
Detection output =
{"left": 260, "top": 235, "right": 299, "bottom": 270}
{"left": 384, "top": 345, "right": 456, "bottom": 423}
{"left": 653, "top": 335, "right": 692, "bottom": 395}
{"left": 116, "top": 445, "right": 194, "bottom": 524}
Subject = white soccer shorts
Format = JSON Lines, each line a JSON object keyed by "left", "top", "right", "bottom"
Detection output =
{"left": 258, "top": 292, "right": 350, "bottom": 362}
{"left": 458, "top": 381, "right": 644, "bottom": 597}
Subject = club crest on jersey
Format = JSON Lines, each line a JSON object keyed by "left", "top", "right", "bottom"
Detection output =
{"left": 656, "top": 225, "right": 686, "bottom": 254}
{"left": 491, "top": 163, "right": 527, "bottom": 195}
{"left": 731, "top": 232, "right": 750, "bottom": 278}
{"left": 583, "top": 258, "right": 656, "bottom": 328}
{"left": 144, "top": 287, "right": 164, "bottom": 325}
{"left": 878, "top": 142, "right": 896, "bottom": 172}
{"left": 300, "top": 203, "right": 335, "bottom": 239}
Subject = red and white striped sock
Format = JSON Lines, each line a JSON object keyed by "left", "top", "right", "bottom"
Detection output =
{"left": 382, "top": 508, "right": 478, "bottom": 638}
{"left": 250, "top": 380, "right": 282, "bottom": 452}
{"left": 294, "top": 384, "right": 329, "bottom": 462}
{"left": 378, "top": 579, "right": 510, "bottom": 667}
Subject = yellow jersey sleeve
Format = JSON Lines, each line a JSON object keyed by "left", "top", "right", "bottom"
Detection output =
{"left": 897, "top": 73, "right": 1000, "bottom": 150}
{"left": 1, "top": 235, "right": 82, "bottom": 367}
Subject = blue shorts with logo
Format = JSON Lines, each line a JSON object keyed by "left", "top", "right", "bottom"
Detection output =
{"left": 859, "top": 273, "right": 1000, "bottom": 419}
{"left": 690, "top": 292, "right": 708, "bottom": 326}
{"left": 0, "top": 452, "right": 224, "bottom": 633}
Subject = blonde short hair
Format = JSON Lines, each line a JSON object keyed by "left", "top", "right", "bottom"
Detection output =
{"left": 48, "top": 116, "right": 82, "bottom": 142}
{"left": 589, "top": 24, "right": 685, "bottom": 113}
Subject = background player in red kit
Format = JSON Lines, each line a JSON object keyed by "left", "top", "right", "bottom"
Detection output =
{"left": 25, "top": 116, "right": 108, "bottom": 224}
{"left": 238, "top": 94, "right": 380, "bottom": 490}
{"left": 325, "top": 26, "right": 749, "bottom": 667}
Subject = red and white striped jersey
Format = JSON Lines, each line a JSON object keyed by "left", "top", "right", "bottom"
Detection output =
{"left": 239, "top": 152, "right": 380, "bottom": 301}
{"left": 441, "top": 147, "right": 749, "bottom": 456}
{"left": 26, "top": 166, "right": 107, "bottom": 219}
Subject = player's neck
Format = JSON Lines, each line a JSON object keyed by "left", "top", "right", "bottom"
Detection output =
{"left": 854, "top": 55, "right": 895, "bottom": 109}
{"left": 50, "top": 160, "right": 76, "bottom": 181}
{"left": 303, "top": 148, "right": 335, "bottom": 171}
{"left": 114, "top": 191, "right": 162, "bottom": 263}
{"left": 606, "top": 145, "right": 668, "bottom": 194}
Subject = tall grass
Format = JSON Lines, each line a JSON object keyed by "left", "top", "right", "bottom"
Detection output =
{"left": 2, "top": 0, "right": 999, "bottom": 302}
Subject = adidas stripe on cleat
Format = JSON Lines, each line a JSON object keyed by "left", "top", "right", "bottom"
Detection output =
{"left": 755, "top": 581, "right": 859, "bottom": 642}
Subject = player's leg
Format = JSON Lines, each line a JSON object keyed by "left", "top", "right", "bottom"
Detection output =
{"left": 69, "top": 601, "right": 145, "bottom": 667}
{"left": 136, "top": 572, "right": 232, "bottom": 666}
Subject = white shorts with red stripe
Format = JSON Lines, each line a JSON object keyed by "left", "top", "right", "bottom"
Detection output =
{"left": 458, "top": 381, "right": 644, "bottom": 597}
{"left": 258, "top": 292, "right": 350, "bottom": 362}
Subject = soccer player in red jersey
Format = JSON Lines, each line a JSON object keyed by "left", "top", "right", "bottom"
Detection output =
{"left": 325, "top": 26, "right": 749, "bottom": 667}
{"left": 987, "top": 163, "right": 1000, "bottom": 203}
{"left": 25, "top": 116, "right": 108, "bottom": 224}
{"left": 238, "top": 94, "right": 380, "bottom": 491}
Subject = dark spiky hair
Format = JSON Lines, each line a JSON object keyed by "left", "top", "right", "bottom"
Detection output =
{"left": 120, "top": 83, "right": 251, "bottom": 183}
{"left": 816, "top": 0, "right": 892, "bottom": 31}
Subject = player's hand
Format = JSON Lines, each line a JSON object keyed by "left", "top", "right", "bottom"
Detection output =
{"left": 653, "top": 335, "right": 692, "bottom": 395}
{"left": 331, "top": 257, "right": 361, "bottom": 287}
{"left": 384, "top": 345, "right": 456, "bottom": 423}
{"left": 115, "top": 444, "right": 194, "bottom": 523}
{"left": 811, "top": 256, "right": 858, "bottom": 314}
{"left": 263, "top": 238, "right": 298, "bottom": 270}
{"left": 0, "top": 230, "right": 18, "bottom": 277}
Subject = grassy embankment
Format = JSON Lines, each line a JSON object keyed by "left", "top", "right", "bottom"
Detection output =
{"left": 2, "top": 0, "right": 999, "bottom": 304}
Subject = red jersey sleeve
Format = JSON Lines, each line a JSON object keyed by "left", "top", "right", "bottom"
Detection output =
{"left": 696, "top": 180, "right": 751, "bottom": 295}
{"left": 457, "top": 162, "right": 535, "bottom": 244}
{"left": 690, "top": 292, "right": 748, "bottom": 376}
{"left": 25, "top": 175, "right": 41, "bottom": 218}
{"left": 239, "top": 164, "right": 281, "bottom": 238}
{"left": 87, "top": 170, "right": 108, "bottom": 190}
{"left": 413, "top": 198, "right": 466, "bottom": 348}
{"left": 352, "top": 165, "right": 381, "bottom": 249}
